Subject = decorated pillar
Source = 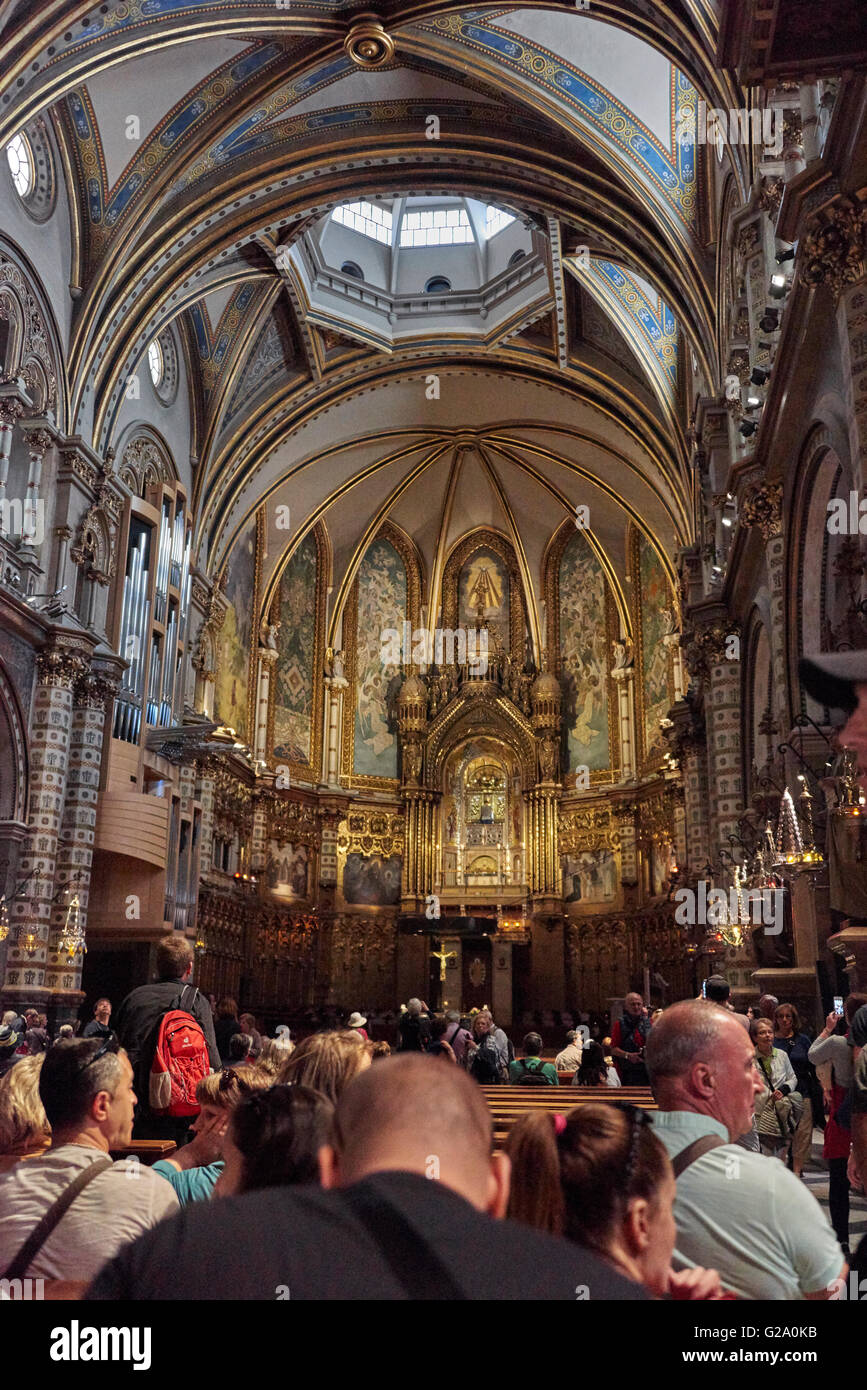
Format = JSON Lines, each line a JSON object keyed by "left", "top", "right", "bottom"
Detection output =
{"left": 740, "top": 483, "right": 787, "bottom": 728}
{"left": 323, "top": 663, "right": 349, "bottom": 788}
{"left": 255, "top": 644, "right": 278, "bottom": 763}
{"left": 610, "top": 659, "right": 635, "bottom": 782}
{"left": 396, "top": 673, "right": 433, "bottom": 910}
{"left": 45, "top": 665, "right": 119, "bottom": 1017}
{"left": 0, "top": 392, "right": 26, "bottom": 527}
{"left": 3, "top": 638, "right": 88, "bottom": 1007}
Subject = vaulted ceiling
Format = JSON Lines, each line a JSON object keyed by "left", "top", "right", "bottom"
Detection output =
{"left": 1, "top": 1, "right": 750, "bottom": 624}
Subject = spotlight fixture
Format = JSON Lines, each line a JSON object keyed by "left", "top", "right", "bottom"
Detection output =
{"left": 722, "top": 517, "right": 733, "bottom": 528}
{"left": 775, "top": 246, "right": 796, "bottom": 264}
{"left": 750, "top": 366, "right": 771, "bottom": 386}
{"left": 739, "top": 419, "right": 758, "bottom": 438}
{"left": 759, "top": 308, "right": 780, "bottom": 333}
{"left": 746, "top": 394, "right": 761, "bottom": 409}
{"left": 769, "top": 274, "right": 788, "bottom": 300}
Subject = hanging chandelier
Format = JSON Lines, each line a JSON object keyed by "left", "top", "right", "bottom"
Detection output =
{"left": 57, "top": 888, "right": 86, "bottom": 962}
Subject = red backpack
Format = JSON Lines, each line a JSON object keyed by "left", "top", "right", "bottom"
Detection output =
{"left": 148, "top": 986, "right": 210, "bottom": 1117}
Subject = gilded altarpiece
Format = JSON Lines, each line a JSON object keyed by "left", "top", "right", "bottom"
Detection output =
{"left": 213, "top": 509, "right": 262, "bottom": 747}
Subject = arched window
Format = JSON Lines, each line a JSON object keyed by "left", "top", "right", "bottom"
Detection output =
{"left": 508, "top": 249, "right": 526, "bottom": 266}
{"left": 4, "top": 121, "right": 55, "bottom": 221}
{"left": 147, "top": 339, "right": 164, "bottom": 389}
{"left": 6, "top": 133, "right": 33, "bottom": 197}
{"left": 425, "top": 276, "right": 451, "bottom": 294}
{"left": 340, "top": 261, "right": 364, "bottom": 280}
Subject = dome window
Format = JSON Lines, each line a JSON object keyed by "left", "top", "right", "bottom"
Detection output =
{"left": 425, "top": 276, "right": 451, "bottom": 294}
{"left": 341, "top": 261, "right": 364, "bottom": 280}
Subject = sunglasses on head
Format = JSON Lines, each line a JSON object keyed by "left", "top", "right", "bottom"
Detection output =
{"left": 76, "top": 1034, "right": 119, "bottom": 1074}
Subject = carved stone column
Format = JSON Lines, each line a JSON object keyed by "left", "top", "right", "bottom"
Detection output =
{"left": 3, "top": 640, "right": 88, "bottom": 1006}
{"left": 255, "top": 646, "right": 278, "bottom": 763}
{"left": 0, "top": 394, "right": 25, "bottom": 528}
{"left": 706, "top": 638, "right": 744, "bottom": 858}
{"left": 610, "top": 662, "right": 635, "bottom": 781}
{"left": 323, "top": 673, "right": 349, "bottom": 788}
{"left": 740, "top": 483, "right": 787, "bottom": 726}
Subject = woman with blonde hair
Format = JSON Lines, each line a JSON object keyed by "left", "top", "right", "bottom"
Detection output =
{"left": 151, "top": 1066, "right": 271, "bottom": 1204}
{"left": 0, "top": 1053, "right": 51, "bottom": 1171}
{"left": 506, "top": 1102, "right": 724, "bottom": 1299}
{"left": 276, "top": 1029, "right": 371, "bottom": 1104}
{"left": 255, "top": 1035, "right": 296, "bottom": 1079}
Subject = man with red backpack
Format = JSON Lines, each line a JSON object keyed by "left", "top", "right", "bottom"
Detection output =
{"left": 115, "top": 935, "right": 220, "bottom": 1142}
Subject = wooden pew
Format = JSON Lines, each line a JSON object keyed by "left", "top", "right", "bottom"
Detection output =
{"left": 480, "top": 1085, "right": 656, "bottom": 1147}
{"left": 110, "top": 1139, "right": 177, "bottom": 1164}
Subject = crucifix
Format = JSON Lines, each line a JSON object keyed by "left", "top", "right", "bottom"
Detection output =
{"left": 431, "top": 942, "right": 457, "bottom": 982}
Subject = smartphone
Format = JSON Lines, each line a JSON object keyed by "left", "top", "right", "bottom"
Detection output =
{"left": 701, "top": 979, "right": 707, "bottom": 999}
{"left": 834, "top": 996, "right": 844, "bottom": 1017}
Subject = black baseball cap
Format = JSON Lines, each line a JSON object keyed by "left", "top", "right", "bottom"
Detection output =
{"left": 798, "top": 651, "right": 867, "bottom": 715}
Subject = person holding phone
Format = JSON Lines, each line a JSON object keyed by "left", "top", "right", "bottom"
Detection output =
{"left": 808, "top": 993, "right": 867, "bottom": 1252}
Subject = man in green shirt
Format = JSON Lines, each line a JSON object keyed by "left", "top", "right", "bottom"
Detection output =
{"left": 508, "top": 1032, "right": 559, "bottom": 1085}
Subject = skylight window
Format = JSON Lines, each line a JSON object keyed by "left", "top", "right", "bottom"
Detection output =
{"left": 332, "top": 201, "right": 393, "bottom": 245}
{"left": 399, "top": 207, "right": 472, "bottom": 248}
{"left": 484, "top": 205, "right": 515, "bottom": 239}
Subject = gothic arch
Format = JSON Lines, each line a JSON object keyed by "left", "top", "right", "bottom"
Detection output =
{"left": 426, "top": 688, "right": 537, "bottom": 791}
{"left": 787, "top": 421, "right": 855, "bottom": 721}
{"left": 441, "top": 528, "right": 526, "bottom": 663}
{"left": 0, "top": 238, "right": 66, "bottom": 428}
{"left": 0, "top": 661, "right": 29, "bottom": 826}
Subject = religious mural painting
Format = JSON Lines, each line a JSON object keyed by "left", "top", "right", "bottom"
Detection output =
{"left": 636, "top": 533, "right": 672, "bottom": 762}
{"left": 214, "top": 514, "right": 258, "bottom": 745}
{"left": 267, "top": 841, "right": 310, "bottom": 900}
{"left": 562, "top": 849, "right": 618, "bottom": 903}
{"left": 353, "top": 539, "right": 406, "bottom": 778}
{"left": 342, "top": 852, "right": 402, "bottom": 906}
{"left": 458, "top": 545, "right": 510, "bottom": 653}
{"left": 273, "top": 533, "right": 317, "bottom": 765}
{"left": 558, "top": 531, "right": 610, "bottom": 771}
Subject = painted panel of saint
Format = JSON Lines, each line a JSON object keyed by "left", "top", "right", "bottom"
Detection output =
{"left": 558, "top": 531, "right": 609, "bottom": 770}
{"left": 563, "top": 849, "right": 618, "bottom": 903}
{"left": 343, "top": 852, "right": 402, "bottom": 906}
{"left": 638, "top": 536, "right": 671, "bottom": 759}
{"left": 273, "top": 534, "right": 317, "bottom": 766}
{"left": 353, "top": 540, "right": 406, "bottom": 778}
{"left": 267, "top": 841, "right": 310, "bottom": 900}
{"left": 214, "top": 517, "right": 256, "bottom": 745}
{"left": 458, "top": 546, "right": 509, "bottom": 652}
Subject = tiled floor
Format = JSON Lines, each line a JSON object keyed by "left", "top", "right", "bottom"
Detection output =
{"left": 800, "top": 1130, "right": 867, "bottom": 1252}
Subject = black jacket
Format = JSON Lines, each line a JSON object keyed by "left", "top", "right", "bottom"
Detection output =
{"left": 115, "top": 978, "right": 220, "bottom": 1108}
{"left": 86, "top": 1170, "right": 646, "bottom": 1301}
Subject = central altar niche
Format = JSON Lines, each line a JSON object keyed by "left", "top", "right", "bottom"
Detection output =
{"left": 441, "top": 741, "right": 525, "bottom": 896}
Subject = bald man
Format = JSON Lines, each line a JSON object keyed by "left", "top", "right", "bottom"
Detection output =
{"left": 87, "top": 1055, "right": 643, "bottom": 1301}
{"left": 647, "top": 1001, "right": 845, "bottom": 1301}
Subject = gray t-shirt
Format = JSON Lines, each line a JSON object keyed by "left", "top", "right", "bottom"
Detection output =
{"left": 652, "top": 1111, "right": 844, "bottom": 1300}
{"left": 0, "top": 1144, "right": 178, "bottom": 1281}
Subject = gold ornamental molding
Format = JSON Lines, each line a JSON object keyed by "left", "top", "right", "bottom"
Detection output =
{"left": 344, "top": 16, "right": 396, "bottom": 69}
{"left": 798, "top": 197, "right": 867, "bottom": 302}
{"left": 337, "top": 811, "right": 404, "bottom": 858}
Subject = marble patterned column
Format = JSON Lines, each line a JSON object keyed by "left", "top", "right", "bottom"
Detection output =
{"left": 3, "top": 641, "right": 87, "bottom": 1006}
{"left": 45, "top": 668, "right": 117, "bottom": 1013}
{"left": 740, "top": 484, "right": 787, "bottom": 726}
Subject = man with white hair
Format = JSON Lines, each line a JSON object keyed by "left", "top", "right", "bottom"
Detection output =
{"left": 646, "top": 1000, "right": 846, "bottom": 1300}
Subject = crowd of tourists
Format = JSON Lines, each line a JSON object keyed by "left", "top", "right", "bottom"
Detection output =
{"left": 0, "top": 934, "right": 865, "bottom": 1301}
